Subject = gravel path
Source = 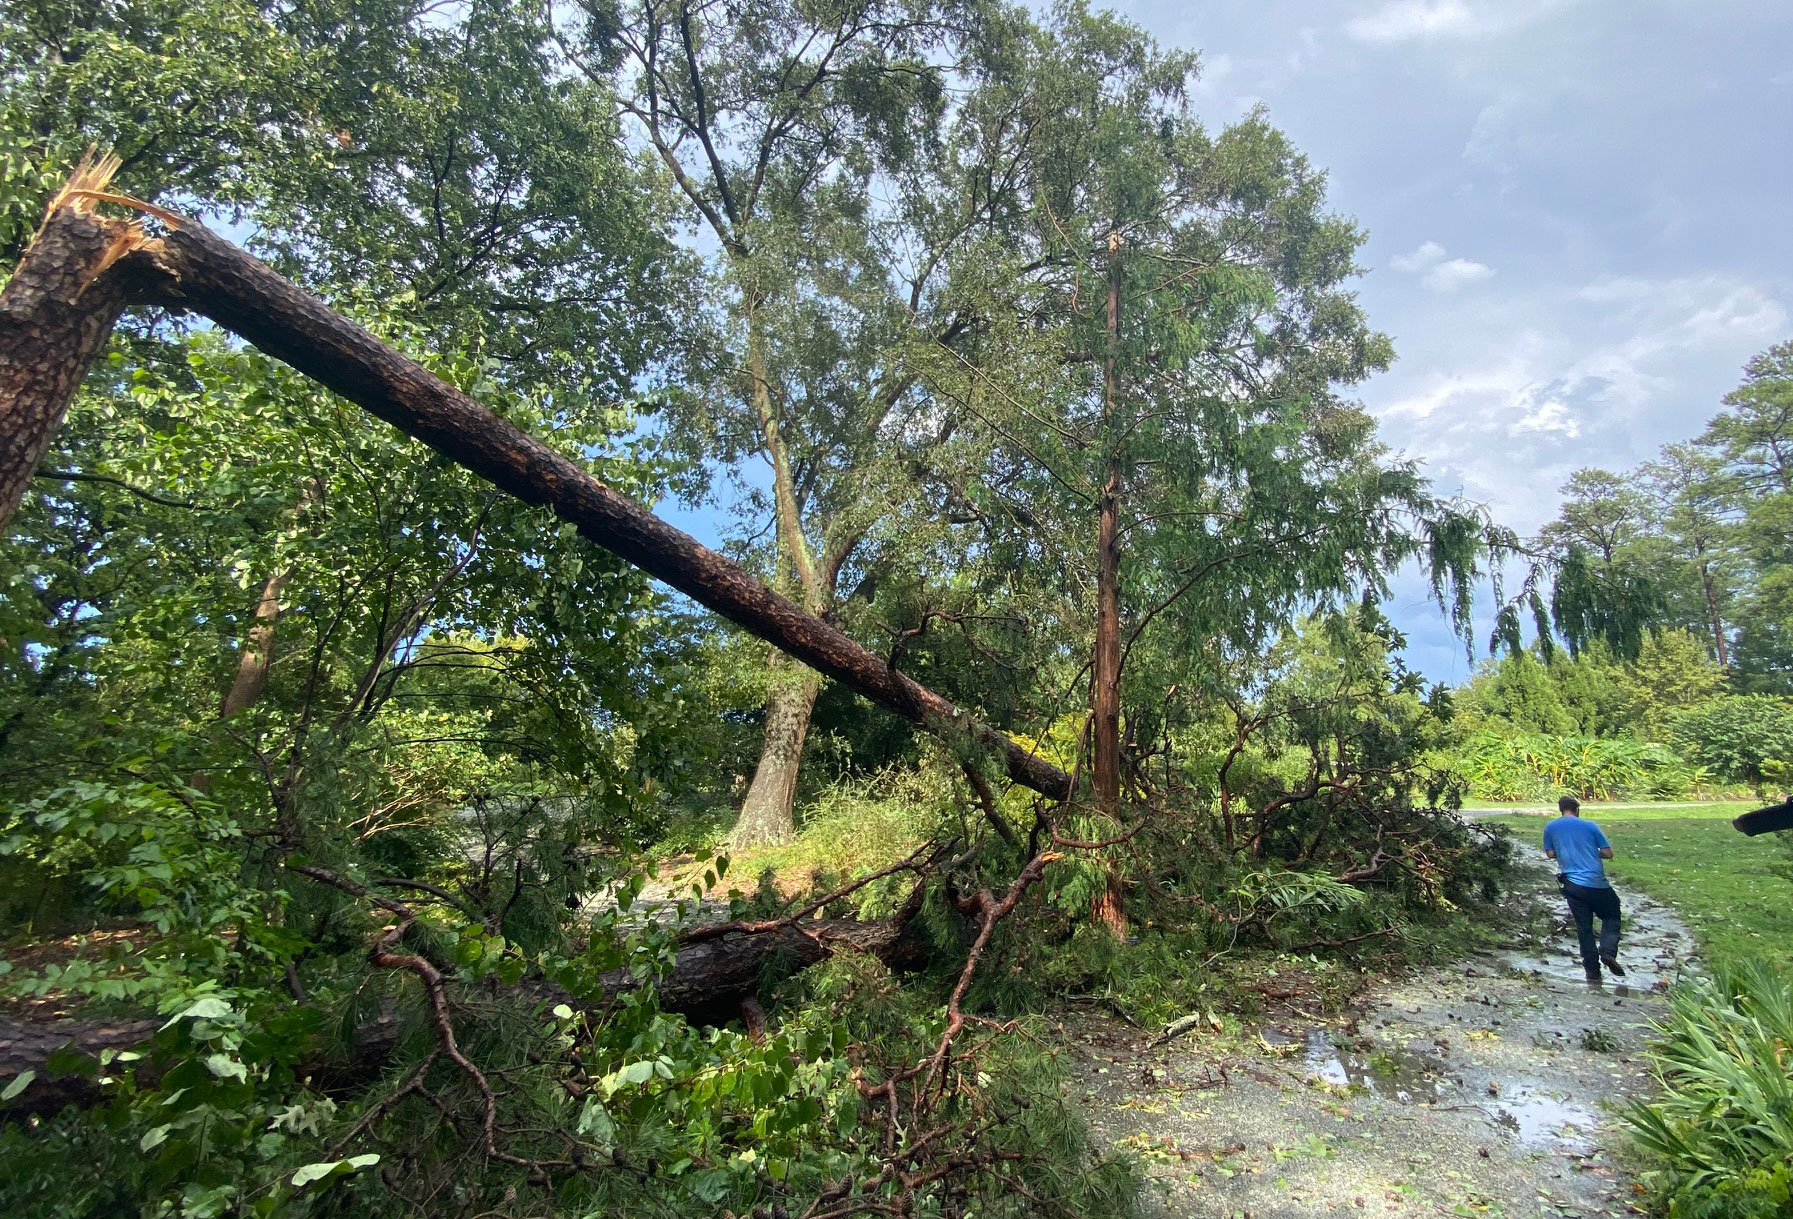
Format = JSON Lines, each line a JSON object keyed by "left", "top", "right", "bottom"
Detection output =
{"left": 1065, "top": 848, "right": 1695, "bottom": 1218}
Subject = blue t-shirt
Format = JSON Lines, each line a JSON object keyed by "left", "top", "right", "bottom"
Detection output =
{"left": 1543, "top": 815, "right": 1610, "bottom": 888}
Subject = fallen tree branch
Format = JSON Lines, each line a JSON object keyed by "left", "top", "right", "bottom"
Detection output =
{"left": 1282, "top": 925, "right": 1403, "bottom": 954}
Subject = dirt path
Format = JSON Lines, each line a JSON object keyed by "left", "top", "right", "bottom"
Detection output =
{"left": 1065, "top": 848, "right": 1696, "bottom": 1218}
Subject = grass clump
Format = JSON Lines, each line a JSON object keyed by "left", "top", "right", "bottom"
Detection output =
{"left": 1625, "top": 957, "right": 1793, "bottom": 1219}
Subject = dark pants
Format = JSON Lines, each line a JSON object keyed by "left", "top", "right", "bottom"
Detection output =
{"left": 1561, "top": 880, "right": 1621, "bottom": 977}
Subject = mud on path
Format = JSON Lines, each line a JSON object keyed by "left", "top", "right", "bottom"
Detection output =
{"left": 1063, "top": 849, "right": 1696, "bottom": 1218}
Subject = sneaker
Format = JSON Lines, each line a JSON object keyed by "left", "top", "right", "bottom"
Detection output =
{"left": 1585, "top": 970, "right": 1603, "bottom": 987}
{"left": 1601, "top": 954, "right": 1626, "bottom": 978}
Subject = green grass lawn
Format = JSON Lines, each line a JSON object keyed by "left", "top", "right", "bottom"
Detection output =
{"left": 1488, "top": 802, "right": 1793, "bottom": 969}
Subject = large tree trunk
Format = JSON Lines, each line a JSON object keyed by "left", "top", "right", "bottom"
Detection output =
{"left": 733, "top": 317, "right": 829, "bottom": 847}
{"left": 220, "top": 568, "right": 287, "bottom": 716}
{"left": 0, "top": 181, "right": 1073, "bottom": 803}
{"left": 0, "top": 155, "right": 144, "bottom": 532}
{"left": 1091, "top": 233, "right": 1123, "bottom": 819}
{"left": 1089, "top": 235, "right": 1127, "bottom": 936}
{"left": 732, "top": 656, "right": 823, "bottom": 848}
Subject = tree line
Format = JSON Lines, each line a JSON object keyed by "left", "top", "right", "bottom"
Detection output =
{"left": 1454, "top": 339, "right": 1793, "bottom": 801}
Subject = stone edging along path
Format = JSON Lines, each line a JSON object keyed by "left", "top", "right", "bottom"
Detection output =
{"left": 1062, "top": 843, "right": 1695, "bottom": 1218}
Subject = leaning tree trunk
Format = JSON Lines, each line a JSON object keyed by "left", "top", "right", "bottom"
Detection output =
{"left": 732, "top": 656, "right": 823, "bottom": 849}
{"left": 0, "top": 168, "right": 1074, "bottom": 804}
{"left": 731, "top": 316, "right": 828, "bottom": 847}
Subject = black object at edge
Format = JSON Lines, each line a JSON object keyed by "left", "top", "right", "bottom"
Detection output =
{"left": 1733, "top": 801, "right": 1793, "bottom": 836}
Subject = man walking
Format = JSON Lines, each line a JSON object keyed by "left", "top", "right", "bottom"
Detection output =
{"left": 1543, "top": 795, "right": 1624, "bottom": 984}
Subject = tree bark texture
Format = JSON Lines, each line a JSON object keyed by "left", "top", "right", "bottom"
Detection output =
{"left": 731, "top": 655, "right": 823, "bottom": 849}
{"left": 1091, "top": 233, "right": 1124, "bottom": 819}
{"left": 1088, "top": 234, "right": 1127, "bottom": 937}
{"left": 0, "top": 158, "right": 144, "bottom": 532}
{"left": 219, "top": 568, "right": 287, "bottom": 717}
{"left": 732, "top": 319, "right": 830, "bottom": 846}
{"left": 0, "top": 1016, "right": 157, "bottom": 1117}
{"left": 0, "top": 192, "right": 1074, "bottom": 804}
{"left": 640, "top": 906, "right": 931, "bottom": 1020}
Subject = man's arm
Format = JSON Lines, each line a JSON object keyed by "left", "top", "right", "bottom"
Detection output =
{"left": 1598, "top": 846, "right": 1613, "bottom": 859}
{"left": 1594, "top": 825, "right": 1613, "bottom": 860}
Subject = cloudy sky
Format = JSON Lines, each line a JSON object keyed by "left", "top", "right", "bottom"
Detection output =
{"left": 1105, "top": 0, "right": 1793, "bottom": 680}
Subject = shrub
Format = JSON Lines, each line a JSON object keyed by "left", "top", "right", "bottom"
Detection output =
{"left": 1625, "top": 957, "right": 1793, "bottom": 1218}
{"left": 1456, "top": 731, "right": 1701, "bottom": 802}
{"left": 1667, "top": 695, "right": 1793, "bottom": 787}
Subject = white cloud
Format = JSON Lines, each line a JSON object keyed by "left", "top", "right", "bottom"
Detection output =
{"left": 1345, "top": 0, "right": 1570, "bottom": 44}
{"left": 1388, "top": 241, "right": 1495, "bottom": 291}
{"left": 1347, "top": 1, "right": 1478, "bottom": 44}
{"left": 1390, "top": 240, "right": 1448, "bottom": 272}
{"left": 1366, "top": 272, "right": 1788, "bottom": 534}
{"left": 1426, "top": 257, "right": 1496, "bottom": 291}
{"left": 1512, "top": 398, "right": 1580, "bottom": 437}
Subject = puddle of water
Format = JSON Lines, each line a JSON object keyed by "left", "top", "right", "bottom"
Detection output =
{"left": 1483, "top": 1082, "right": 1598, "bottom": 1152}
{"left": 1261, "top": 1027, "right": 1451, "bottom": 1102}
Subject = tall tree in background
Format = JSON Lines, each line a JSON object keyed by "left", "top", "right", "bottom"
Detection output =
{"left": 925, "top": 5, "right": 1486, "bottom": 829}
{"left": 1702, "top": 340, "right": 1793, "bottom": 690}
{"left": 1705, "top": 340, "right": 1793, "bottom": 495}
{"left": 576, "top": 0, "right": 1019, "bottom": 846}
{"left": 1539, "top": 469, "right": 1664, "bottom": 661}
{"left": 1640, "top": 444, "right": 1736, "bottom": 667}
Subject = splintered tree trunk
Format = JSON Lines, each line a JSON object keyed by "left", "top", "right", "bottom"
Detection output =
{"left": 0, "top": 156, "right": 143, "bottom": 532}
{"left": 0, "top": 172, "right": 1074, "bottom": 804}
{"left": 732, "top": 655, "right": 823, "bottom": 848}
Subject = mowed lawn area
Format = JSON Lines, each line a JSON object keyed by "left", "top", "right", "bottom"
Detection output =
{"left": 1486, "top": 802, "right": 1793, "bottom": 969}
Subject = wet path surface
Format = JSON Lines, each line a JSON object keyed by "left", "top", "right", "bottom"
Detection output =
{"left": 1065, "top": 850, "right": 1696, "bottom": 1217}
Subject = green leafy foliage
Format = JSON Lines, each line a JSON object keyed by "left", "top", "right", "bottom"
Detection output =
{"left": 1666, "top": 695, "right": 1793, "bottom": 787}
{"left": 1625, "top": 958, "right": 1793, "bottom": 1219}
{"left": 1457, "top": 732, "right": 1702, "bottom": 802}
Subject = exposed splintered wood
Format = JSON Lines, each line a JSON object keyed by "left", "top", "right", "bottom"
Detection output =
{"left": 0, "top": 177, "right": 1074, "bottom": 801}
{"left": 0, "top": 154, "right": 151, "bottom": 532}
